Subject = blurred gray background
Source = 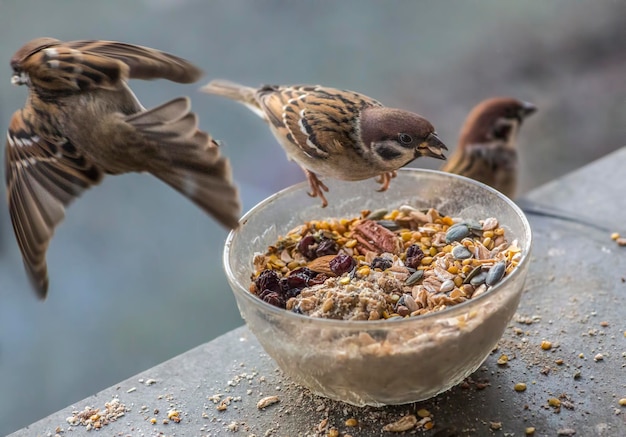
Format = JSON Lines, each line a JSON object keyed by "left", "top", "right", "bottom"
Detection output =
{"left": 0, "top": 0, "right": 624, "bottom": 434}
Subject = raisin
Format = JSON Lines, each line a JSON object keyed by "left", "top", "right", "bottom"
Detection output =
{"left": 261, "top": 291, "right": 285, "bottom": 308}
{"left": 329, "top": 254, "right": 356, "bottom": 275}
{"left": 405, "top": 244, "right": 425, "bottom": 269}
{"left": 371, "top": 257, "right": 393, "bottom": 270}
{"left": 315, "top": 238, "right": 338, "bottom": 257}
{"left": 298, "top": 235, "right": 317, "bottom": 259}
{"left": 286, "top": 271, "right": 309, "bottom": 289}
{"left": 255, "top": 269, "right": 281, "bottom": 294}
{"left": 308, "top": 273, "right": 329, "bottom": 285}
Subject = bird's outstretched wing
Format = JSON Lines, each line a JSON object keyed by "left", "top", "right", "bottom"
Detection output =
{"left": 12, "top": 37, "right": 202, "bottom": 93}
{"left": 5, "top": 109, "right": 103, "bottom": 298}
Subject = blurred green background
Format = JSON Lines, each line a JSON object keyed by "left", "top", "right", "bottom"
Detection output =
{"left": 1, "top": 1, "right": 624, "bottom": 434}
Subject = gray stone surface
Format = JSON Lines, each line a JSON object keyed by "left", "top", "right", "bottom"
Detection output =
{"left": 10, "top": 149, "right": 626, "bottom": 436}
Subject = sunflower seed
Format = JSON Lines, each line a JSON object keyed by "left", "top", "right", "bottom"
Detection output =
{"left": 452, "top": 245, "right": 472, "bottom": 260}
{"left": 486, "top": 261, "right": 506, "bottom": 286}
{"left": 445, "top": 224, "right": 470, "bottom": 243}
{"left": 405, "top": 269, "right": 424, "bottom": 286}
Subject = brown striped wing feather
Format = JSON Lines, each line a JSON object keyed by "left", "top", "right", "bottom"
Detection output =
{"left": 5, "top": 109, "right": 103, "bottom": 297}
{"left": 257, "top": 85, "right": 383, "bottom": 159}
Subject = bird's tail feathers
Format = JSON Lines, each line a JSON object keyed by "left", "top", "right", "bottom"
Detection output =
{"left": 125, "top": 97, "right": 241, "bottom": 229}
{"left": 201, "top": 80, "right": 265, "bottom": 118}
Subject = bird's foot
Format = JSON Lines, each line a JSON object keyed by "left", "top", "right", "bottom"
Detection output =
{"left": 304, "top": 170, "right": 329, "bottom": 207}
{"left": 376, "top": 171, "right": 397, "bottom": 192}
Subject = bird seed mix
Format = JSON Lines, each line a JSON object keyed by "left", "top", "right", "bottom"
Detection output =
{"left": 250, "top": 205, "right": 522, "bottom": 320}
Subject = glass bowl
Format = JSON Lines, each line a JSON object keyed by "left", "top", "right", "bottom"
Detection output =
{"left": 223, "top": 169, "right": 532, "bottom": 406}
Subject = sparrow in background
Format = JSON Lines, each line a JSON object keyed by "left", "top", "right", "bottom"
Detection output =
{"left": 201, "top": 80, "right": 447, "bottom": 207}
{"left": 441, "top": 97, "right": 536, "bottom": 198}
{"left": 5, "top": 38, "right": 241, "bottom": 298}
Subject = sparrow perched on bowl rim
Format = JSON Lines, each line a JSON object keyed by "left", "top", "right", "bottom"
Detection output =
{"left": 201, "top": 80, "right": 447, "bottom": 206}
{"left": 441, "top": 97, "right": 536, "bottom": 198}
{"left": 5, "top": 37, "right": 241, "bottom": 298}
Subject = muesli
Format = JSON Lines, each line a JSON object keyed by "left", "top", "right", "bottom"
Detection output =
{"left": 249, "top": 204, "right": 522, "bottom": 321}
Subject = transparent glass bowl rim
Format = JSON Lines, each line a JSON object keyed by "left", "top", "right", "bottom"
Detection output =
{"left": 223, "top": 168, "right": 532, "bottom": 329}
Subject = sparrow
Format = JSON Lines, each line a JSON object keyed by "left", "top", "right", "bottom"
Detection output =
{"left": 441, "top": 97, "right": 536, "bottom": 198}
{"left": 201, "top": 80, "right": 447, "bottom": 207}
{"left": 5, "top": 37, "right": 241, "bottom": 298}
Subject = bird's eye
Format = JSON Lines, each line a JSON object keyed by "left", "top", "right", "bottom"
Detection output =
{"left": 493, "top": 123, "right": 512, "bottom": 139}
{"left": 398, "top": 133, "right": 413, "bottom": 145}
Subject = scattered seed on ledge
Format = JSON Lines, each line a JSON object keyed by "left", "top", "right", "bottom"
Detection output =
{"left": 417, "top": 408, "right": 431, "bottom": 418}
{"left": 257, "top": 395, "right": 280, "bottom": 409}
{"left": 594, "top": 353, "right": 604, "bottom": 361}
{"left": 514, "top": 382, "right": 527, "bottom": 392}
{"left": 541, "top": 340, "right": 552, "bottom": 350}
{"left": 382, "top": 414, "right": 417, "bottom": 432}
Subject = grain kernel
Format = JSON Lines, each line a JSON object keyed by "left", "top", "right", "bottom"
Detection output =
{"left": 453, "top": 275, "right": 464, "bottom": 287}
{"left": 421, "top": 256, "right": 433, "bottom": 265}
{"left": 442, "top": 216, "right": 454, "bottom": 226}
{"left": 447, "top": 265, "right": 459, "bottom": 274}
{"left": 344, "top": 239, "right": 358, "bottom": 248}
{"left": 450, "top": 289, "right": 462, "bottom": 299}
{"left": 400, "top": 231, "right": 412, "bottom": 242}
{"left": 357, "top": 266, "right": 371, "bottom": 277}
{"left": 483, "top": 230, "right": 494, "bottom": 238}
{"left": 328, "top": 428, "right": 339, "bottom": 437}
{"left": 514, "top": 382, "right": 527, "bottom": 392}
{"left": 494, "top": 227, "right": 505, "bottom": 236}
{"left": 619, "top": 398, "right": 626, "bottom": 406}
{"left": 339, "top": 276, "right": 351, "bottom": 285}
{"left": 417, "top": 408, "right": 431, "bottom": 418}
{"left": 525, "top": 427, "right": 535, "bottom": 435}
{"left": 287, "top": 261, "right": 301, "bottom": 270}
{"left": 345, "top": 418, "right": 358, "bottom": 427}
{"left": 429, "top": 246, "right": 437, "bottom": 256}
{"left": 548, "top": 397, "right": 561, "bottom": 407}
{"left": 497, "top": 354, "right": 508, "bottom": 365}
{"left": 611, "top": 232, "right": 620, "bottom": 240}
{"left": 540, "top": 340, "right": 552, "bottom": 350}
{"left": 442, "top": 244, "right": 452, "bottom": 253}
{"left": 424, "top": 421, "right": 435, "bottom": 430}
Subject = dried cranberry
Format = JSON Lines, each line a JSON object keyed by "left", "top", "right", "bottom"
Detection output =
{"left": 315, "top": 238, "right": 338, "bottom": 257}
{"left": 297, "top": 235, "right": 317, "bottom": 259}
{"left": 255, "top": 269, "right": 281, "bottom": 293}
{"left": 405, "top": 244, "right": 425, "bottom": 269}
{"left": 329, "top": 254, "right": 356, "bottom": 275}
{"left": 261, "top": 291, "right": 285, "bottom": 308}
{"left": 371, "top": 257, "right": 392, "bottom": 270}
{"left": 286, "top": 271, "right": 309, "bottom": 289}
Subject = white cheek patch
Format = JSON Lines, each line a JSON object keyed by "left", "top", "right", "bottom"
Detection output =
{"left": 47, "top": 59, "right": 60, "bottom": 69}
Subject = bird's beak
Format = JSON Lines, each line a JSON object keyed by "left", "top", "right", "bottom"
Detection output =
{"left": 418, "top": 133, "right": 448, "bottom": 160}
{"left": 11, "top": 74, "right": 20, "bottom": 86}
{"left": 520, "top": 101, "right": 537, "bottom": 118}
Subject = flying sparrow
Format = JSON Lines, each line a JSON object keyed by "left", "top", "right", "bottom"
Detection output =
{"left": 5, "top": 37, "right": 241, "bottom": 298}
{"left": 201, "top": 80, "right": 447, "bottom": 206}
{"left": 441, "top": 97, "right": 536, "bottom": 198}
